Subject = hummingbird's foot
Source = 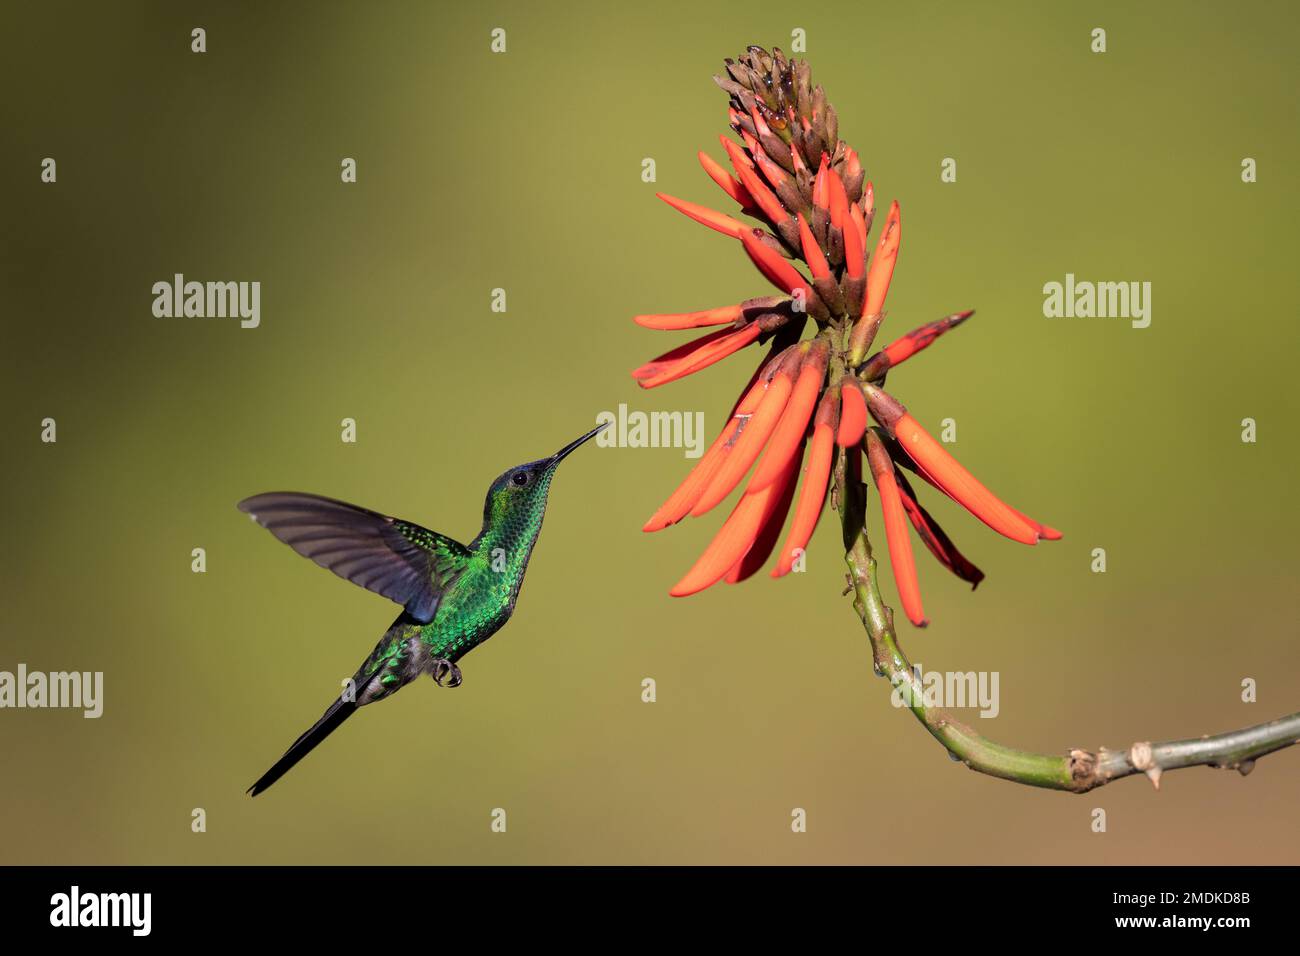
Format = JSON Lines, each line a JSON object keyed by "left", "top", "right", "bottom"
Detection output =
{"left": 431, "top": 659, "right": 462, "bottom": 689}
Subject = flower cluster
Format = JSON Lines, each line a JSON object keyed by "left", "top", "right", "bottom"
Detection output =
{"left": 633, "top": 46, "right": 1058, "bottom": 623}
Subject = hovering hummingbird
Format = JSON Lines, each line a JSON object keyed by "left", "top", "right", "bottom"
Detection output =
{"left": 240, "top": 423, "right": 608, "bottom": 796}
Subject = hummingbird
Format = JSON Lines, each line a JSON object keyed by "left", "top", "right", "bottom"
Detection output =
{"left": 240, "top": 423, "right": 608, "bottom": 796}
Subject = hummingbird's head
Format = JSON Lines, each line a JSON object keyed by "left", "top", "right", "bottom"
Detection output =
{"left": 482, "top": 422, "right": 609, "bottom": 529}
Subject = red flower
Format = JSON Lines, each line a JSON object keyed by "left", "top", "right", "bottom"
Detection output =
{"left": 632, "top": 46, "right": 1058, "bottom": 617}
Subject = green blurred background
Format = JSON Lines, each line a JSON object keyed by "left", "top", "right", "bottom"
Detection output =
{"left": 2, "top": 1, "right": 1297, "bottom": 864}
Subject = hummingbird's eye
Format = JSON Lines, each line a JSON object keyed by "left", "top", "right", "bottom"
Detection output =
{"left": 512, "top": 471, "right": 529, "bottom": 487}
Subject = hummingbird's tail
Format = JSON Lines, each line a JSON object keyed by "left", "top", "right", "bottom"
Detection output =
{"left": 248, "top": 695, "right": 357, "bottom": 797}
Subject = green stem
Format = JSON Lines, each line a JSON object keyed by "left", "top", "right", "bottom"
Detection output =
{"left": 834, "top": 443, "right": 1300, "bottom": 793}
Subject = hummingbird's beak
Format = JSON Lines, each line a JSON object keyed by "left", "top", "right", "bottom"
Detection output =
{"left": 549, "top": 422, "right": 610, "bottom": 465}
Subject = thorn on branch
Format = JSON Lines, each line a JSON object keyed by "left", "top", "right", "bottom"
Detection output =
{"left": 1128, "top": 741, "right": 1162, "bottom": 790}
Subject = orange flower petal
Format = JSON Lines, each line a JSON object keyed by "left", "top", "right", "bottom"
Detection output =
{"left": 866, "top": 431, "right": 928, "bottom": 627}
{"left": 725, "top": 440, "right": 802, "bottom": 583}
{"left": 844, "top": 202, "right": 865, "bottom": 280}
{"left": 633, "top": 304, "right": 744, "bottom": 331}
{"left": 719, "top": 134, "right": 753, "bottom": 169}
{"left": 772, "top": 421, "right": 835, "bottom": 577}
{"left": 880, "top": 310, "right": 974, "bottom": 367}
{"left": 691, "top": 369, "right": 793, "bottom": 516}
{"left": 827, "top": 167, "right": 850, "bottom": 231}
{"left": 729, "top": 345, "right": 783, "bottom": 418}
{"left": 796, "top": 213, "right": 831, "bottom": 280}
{"left": 632, "top": 327, "right": 734, "bottom": 381}
{"left": 789, "top": 142, "right": 809, "bottom": 177}
{"left": 892, "top": 463, "right": 985, "bottom": 588}
{"left": 656, "top": 192, "right": 746, "bottom": 238}
{"left": 882, "top": 428, "right": 1060, "bottom": 547}
{"left": 698, "top": 150, "right": 753, "bottom": 207}
{"left": 734, "top": 162, "right": 787, "bottom": 225}
{"left": 669, "top": 472, "right": 791, "bottom": 597}
{"left": 863, "top": 200, "right": 900, "bottom": 318}
{"left": 749, "top": 343, "right": 826, "bottom": 491}
{"left": 722, "top": 139, "right": 786, "bottom": 223}
{"left": 642, "top": 418, "right": 739, "bottom": 532}
{"left": 643, "top": 363, "right": 778, "bottom": 531}
{"left": 812, "top": 154, "right": 830, "bottom": 210}
{"left": 864, "top": 387, "right": 1041, "bottom": 546}
{"left": 739, "top": 229, "right": 812, "bottom": 300}
{"left": 1007, "top": 505, "right": 1063, "bottom": 541}
{"left": 813, "top": 380, "right": 841, "bottom": 433}
{"left": 752, "top": 146, "right": 791, "bottom": 193}
{"left": 836, "top": 379, "right": 867, "bottom": 447}
{"left": 845, "top": 147, "right": 862, "bottom": 181}
{"left": 846, "top": 204, "right": 867, "bottom": 279}
{"left": 858, "top": 310, "right": 974, "bottom": 380}
{"left": 634, "top": 324, "right": 762, "bottom": 389}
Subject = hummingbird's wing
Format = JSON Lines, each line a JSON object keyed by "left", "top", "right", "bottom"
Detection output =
{"left": 238, "top": 492, "right": 472, "bottom": 624}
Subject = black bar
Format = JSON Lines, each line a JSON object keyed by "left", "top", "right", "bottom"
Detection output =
{"left": 0, "top": 866, "right": 1284, "bottom": 940}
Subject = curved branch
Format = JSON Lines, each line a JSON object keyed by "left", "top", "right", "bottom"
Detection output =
{"left": 834, "top": 444, "right": 1300, "bottom": 793}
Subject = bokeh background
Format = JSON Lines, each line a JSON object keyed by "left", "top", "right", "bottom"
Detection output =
{"left": 2, "top": 1, "right": 1297, "bottom": 864}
